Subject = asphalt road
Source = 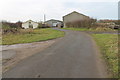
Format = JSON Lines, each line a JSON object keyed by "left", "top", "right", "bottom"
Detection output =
{"left": 3, "top": 29, "right": 108, "bottom": 78}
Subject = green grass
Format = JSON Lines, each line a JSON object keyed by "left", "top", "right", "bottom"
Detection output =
{"left": 63, "top": 28, "right": 89, "bottom": 31}
{"left": 92, "top": 34, "right": 118, "bottom": 78}
{"left": 62, "top": 27, "right": 116, "bottom": 32}
{"left": 2, "top": 28, "right": 65, "bottom": 45}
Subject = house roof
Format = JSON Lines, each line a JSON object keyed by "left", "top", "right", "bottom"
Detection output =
{"left": 63, "top": 11, "right": 90, "bottom": 18}
{"left": 45, "top": 19, "right": 63, "bottom": 23}
{"left": 22, "top": 20, "right": 38, "bottom": 24}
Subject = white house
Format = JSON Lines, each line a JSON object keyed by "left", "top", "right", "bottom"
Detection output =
{"left": 22, "top": 20, "right": 39, "bottom": 29}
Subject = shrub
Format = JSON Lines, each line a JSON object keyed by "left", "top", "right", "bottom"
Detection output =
{"left": 19, "top": 29, "right": 34, "bottom": 34}
{"left": 65, "top": 18, "right": 97, "bottom": 28}
{"left": 2, "top": 21, "right": 22, "bottom": 29}
{"left": 2, "top": 28, "right": 20, "bottom": 34}
{"left": 2, "top": 24, "right": 11, "bottom": 29}
{"left": 38, "top": 23, "right": 43, "bottom": 28}
{"left": 2, "top": 21, "right": 22, "bottom": 34}
{"left": 95, "top": 27, "right": 113, "bottom": 31}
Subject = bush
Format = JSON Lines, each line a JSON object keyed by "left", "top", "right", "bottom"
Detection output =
{"left": 2, "top": 24, "right": 11, "bottom": 29}
{"left": 38, "top": 23, "right": 43, "bottom": 28}
{"left": 66, "top": 18, "right": 97, "bottom": 28}
{"left": 2, "top": 21, "right": 23, "bottom": 34}
{"left": 2, "top": 21, "right": 22, "bottom": 29}
{"left": 95, "top": 27, "right": 113, "bottom": 31}
{"left": 19, "top": 29, "right": 34, "bottom": 34}
{"left": 2, "top": 28, "right": 20, "bottom": 34}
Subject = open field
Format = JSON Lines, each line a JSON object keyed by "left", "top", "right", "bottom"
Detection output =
{"left": 2, "top": 28, "right": 65, "bottom": 45}
{"left": 92, "top": 34, "right": 118, "bottom": 78}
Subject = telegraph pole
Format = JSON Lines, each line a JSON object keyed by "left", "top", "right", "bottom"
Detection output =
{"left": 44, "top": 14, "right": 46, "bottom": 24}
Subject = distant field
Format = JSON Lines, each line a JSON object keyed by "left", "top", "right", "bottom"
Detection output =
{"left": 2, "top": 28, "right": 65, "bottom": 45}
{"left": 92, "top": 34, "right": 118, "bottom": 78}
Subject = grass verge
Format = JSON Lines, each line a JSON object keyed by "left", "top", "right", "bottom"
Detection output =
{"left": 2, "top": 28, "right": 65, "bottom": 45}
{"left": 63, "top": 28, "right": 89, "bottom": 31}
{"left": 63, "top": 28, "right": 118, "bottom": 78}
{"left": 92, "top": 34, "right": 118, "bottom": 78}
{"left": 62, "top": 27, "right": 116, "bottom": 32}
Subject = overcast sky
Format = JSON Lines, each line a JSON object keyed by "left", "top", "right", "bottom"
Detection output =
{"left": 0, "top": 0, "right": 119, "bottom": 22}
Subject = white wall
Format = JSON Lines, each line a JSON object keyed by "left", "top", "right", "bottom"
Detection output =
{"left": 31, "top": 22, "right": 38, "bottom": 29}
{"left": 22, "top": 22, "right": 29, "bottom": 29}
{"left": 22, "top": 21, "right": 38, "bottom": 29}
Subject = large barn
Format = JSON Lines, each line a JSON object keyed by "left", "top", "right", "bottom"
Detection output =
{"left": 63, "top": 11, "right": 90, "bottom": 28}
{"left": 22, "top": 20, "right": 38, "bottom": 29}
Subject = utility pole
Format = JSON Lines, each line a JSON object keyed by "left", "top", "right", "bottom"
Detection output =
{"left": 44, "top": 14, "right": 46, "bottom": 24}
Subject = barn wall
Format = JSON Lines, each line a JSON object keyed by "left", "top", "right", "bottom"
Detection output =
{"left": 63, "top": 12, "right": 90, "bottom": 28}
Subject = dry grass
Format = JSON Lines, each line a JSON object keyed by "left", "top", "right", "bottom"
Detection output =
{"left": 92, "top": 34, "right": 118, "bottom": 78}
{"left": 63, "top": 27, "right": 116, "bottom": 32}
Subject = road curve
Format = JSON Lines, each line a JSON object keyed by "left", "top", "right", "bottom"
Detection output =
{"left": 3, "top": 28, "right": 108, "bottom": 78}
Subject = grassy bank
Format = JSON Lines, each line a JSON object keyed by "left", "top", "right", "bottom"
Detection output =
{"left": 92, "top": 34, "right": 118, "bottom": 78}
{"left": 62, "top": 27, "right": 116, "bottom": 32}
{"left": 2, "top": 28, "right": 65, "bottom": 45}
{"left": 63, "top": 28, "right": 89, "bottom": 31}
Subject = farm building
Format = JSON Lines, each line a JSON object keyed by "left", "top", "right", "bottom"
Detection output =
{"left": 45, "top": 19, "right": 63, "bottom": 28}
{"left": 22, "top": 20, "right": 38, "bottom": 29}
{"left": 63, "top": 11, "right": 90, "bottom": 28}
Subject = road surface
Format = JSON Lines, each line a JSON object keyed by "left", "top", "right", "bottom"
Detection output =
{"left": 3, "top": 28, "right": 108, "bottom": 78}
